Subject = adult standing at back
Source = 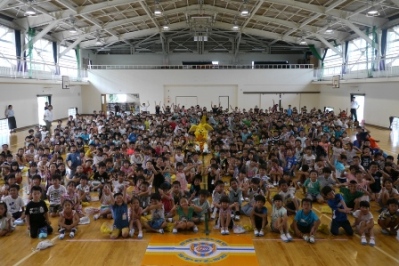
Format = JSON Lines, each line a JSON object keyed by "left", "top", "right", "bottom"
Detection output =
{"left": 5, "top": 105, "right": 17, "bottom": 133}
{"left": 44, "top": 105, "right": 54, "bottom": 134}
{"left": 350, "top": 97, "right": 359, "bottom": 122}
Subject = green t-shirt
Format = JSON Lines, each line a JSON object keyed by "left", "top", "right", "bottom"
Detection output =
{"left": 339, "top": 187, "right": 363, "bottom": 207}
{"left": 177, "top": 206, "right": 194, "bottom": 221}
{"left": 304, "top": 179, "right": 321, "bottom": 195}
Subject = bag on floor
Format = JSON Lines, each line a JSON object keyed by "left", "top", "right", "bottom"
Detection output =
{"left": 35, "top": 240, "right": 54, "bottom": 251}
{"left": 233, "top": 225, "right": 246, "bottom": 234}
{"left": 79, "top": 216, "right": 90, "bottom": 225}
{"left": 100, "top": 222, "right": 113, "bottom": 234}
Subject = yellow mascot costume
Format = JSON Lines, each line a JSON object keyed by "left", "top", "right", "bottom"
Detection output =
{"left": 189, "top": 115, "right": 213, "bottom": 153}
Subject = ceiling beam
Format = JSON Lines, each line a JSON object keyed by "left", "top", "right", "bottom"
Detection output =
{"left": 59, "top": 34, "right": 86, "bottom": 58}
{"left": 341, "top": 20, "right": 373, "bottom": 45}
{"left": 22, "top": 20, "right": 59, "bottom": 53}
{"left": 263, "top": 0, "right": 387, "bottom": 27}
{"left": 313, "top": 33, "right": 342, "bottom": 57}
{"left": 0, "top": 0, "right": 12, "bottom": 10}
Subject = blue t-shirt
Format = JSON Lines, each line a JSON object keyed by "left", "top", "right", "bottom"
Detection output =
{"left": 327, "top": 194, "right": 348, "bottom": 222}
{"left": 294, "top": 210, "right": 319, "bottom": 227}
{"left": 66, "top": 152, "right": 81, "bottom": 169}
{"left": 112, "top": 203, "right": 129, "bottom": 229}
{"left": 284, "top": 156, "right": 297, "bottom": 171}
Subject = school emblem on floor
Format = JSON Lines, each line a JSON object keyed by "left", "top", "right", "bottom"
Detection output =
{"left": 142, "top": 235, "right": 258, "bottom": 265}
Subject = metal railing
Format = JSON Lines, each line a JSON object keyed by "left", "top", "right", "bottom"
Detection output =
{"left": 0, "top": 55, "right": 88, "bottom": 82}
{"left": 89, "top": 64, "right": 314, "bottom": 70}
{"left": 315, "top": 56, "right": 399, "bottom": 80}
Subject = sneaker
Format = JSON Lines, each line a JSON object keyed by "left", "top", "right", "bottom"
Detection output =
{"left": 172, "top": 228, "right": 178, "bottom": 234}
{"left": 303, "top": 235, "right": 309, "bottom": 242}
{"left": 158, "top": 229, "right": 164, "bottom": 234}
{"left": 296, "top": 181, "right": 302, "bottom": 187}
{"left": 211, "top": 213, "right": 216, "bottom": 219}
{"left": 193, "top": 226, "right": 198, "bottom": 233}
{"left": 381, "top": 229, "right": 389, "bottom": 235}
{"left": 213, "top": 224, "right": 220, "bottom": 230}
{"left": 93, "top": 214, "right": 100, "bottom": 220}
{"left": 234, "top": 215, "right": 240, "bottom": 221}
{"left": 129, "top": 229, "right": 135, "bottom": 237}
{"left": 273, "top": 181, "right": 277, "bottom": 186}
{"left": 259, "top": 230, "right": 264, "bottom": 237}
{"left": 244, "top": 197, "right": 249, "bottom": 202}
{"left": 221, "top": 228, "right": 225, "bottom": 235}
{"left": 254, "top": 229, "right": 259, "bottom": 237}
{"left": 280, "top": 233, "right": 289, "bottom": 242}
{"left": 167, "top": 218, "right": 173, "bottom": 223}
{"left": 224, "top": 229, "right": 230, "bottom": 235}
{"left": 286, "top": 232, "right": 293, "bottom": 241}
{"left": 69, "top": 232, "right": 75, "bottom": 239}
{"left": 369, "top": 238, "right": 375, "bottom": 246}
{"left": 361, "top": 236, "right": 367, "bottom": 245}
{"left": 138, "top": 231, "right": 143, "bottom": 239}
{"left": 38, "top": 233, "right": 47, "bottom": 239}
{"left": 309, "top": 235, "right": 315, "bottom": 244}
{"left": 59, "top": 233, "right": 65, "bottom": 240}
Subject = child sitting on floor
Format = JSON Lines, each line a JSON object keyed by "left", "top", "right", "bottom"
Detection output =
{"left": 219, "top": 195, "right": 237, "bottom": 235}
{"left": 143, "top": 193, "right": 167, "bottom": 234}
{"left": 110, "top": 187, "right": 129, "bottom": 239}
{"left": 129, "top": 197, "right": 143, "bottom": 239}
{"left": 191, "top": 190, "right": 211, "bottom": 224}
{"left": 171, "top": 198, "right": 201, "bottom": 234}
{"left": 353, "top": 201, "right": 375, "bottom": 246}
{"left": 290, "top": 198, "right": 320, "bottom": 243}
{"left": 0, "top": 201, "right": 12, "bottom": 237}
{"left": 94, "top": 184, "right": 114, "bottom": 220}
{"left": 378, "top": 198, "right": 399, "bottom": 235}
{"left": 250, "top": 195, "right": 268, "bottom": 237}
{"left": 268, "top": 193, "right": 292, "bottom": 242}
{"left": 58, "top": 199, "right": 79, "bottom": 239}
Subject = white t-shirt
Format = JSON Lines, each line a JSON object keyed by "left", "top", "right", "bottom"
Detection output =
{"left": 353, "top": 210, "right": 373, "bottom": 223}
{"left": 351, "top": 100, "right": 359, "bottom": 109}
{"left": 0, "top": 212, "right": 11, "bottom": 230}
{"left": 46, "top": 185, "right": 67, "bottom": 205}
{"left": 272, "top": 204, "right": 287, "bottom": 223}
{"left": 44, "top": 109, "right": 53, "bottom": 122}
{"left": 3, "top": 195, "right": 25, "bottom": 214}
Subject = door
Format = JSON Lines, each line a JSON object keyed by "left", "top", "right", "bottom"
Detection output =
{"left": 219, "top": 96, "right": 229, "bottom": 110}
{"left": 37, "top": 95, "right": 51, "bottom": 126}
{"left": 350, "top": 94, "right": 365, "bottom": 124}
{"left": 101, "top": 94, "right": 107, "bottom": 113}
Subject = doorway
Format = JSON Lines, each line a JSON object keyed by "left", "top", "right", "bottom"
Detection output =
{"left": 37, "top": 95, "right": 51, "bottom": 125}
{"left": 219, "top": 96, "right": 229, "bottom": 110}
{"left": 350, "top": 94, "right": 365, "bottom": 124}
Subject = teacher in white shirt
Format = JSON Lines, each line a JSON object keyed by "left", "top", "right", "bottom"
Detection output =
{"left": 5, "top": 105, "right": 17, "bottom": 133}
{"left": 43, "top": 105, "right": 54, "bottom": 134}
{"left": 350, "top": 96, "right": 359, "bottom": 122}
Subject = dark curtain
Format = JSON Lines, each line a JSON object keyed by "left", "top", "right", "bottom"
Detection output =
{"left": 380, "top": 29, "right": 387, "bottom": 71}
{"left": 342, "top": 41, "right": 349, "bottom": 74}
{"left": 15, "top": 30, "right": 27, "bottom": 72}
{"left": 53, "top": 41, "right": 60, "bottom": 75}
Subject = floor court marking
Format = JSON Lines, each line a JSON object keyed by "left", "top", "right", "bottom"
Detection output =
{"left": 13, "top": 235, "right": 59, "bottom": 266}
{"left": 66, "top": 239, "right": 148, "bottom": 242}
{"left": 314, "top": 205, "right": 399, "bottom": 263}
{"left": 252, "top": 238, "right": 348, "bottom": 242}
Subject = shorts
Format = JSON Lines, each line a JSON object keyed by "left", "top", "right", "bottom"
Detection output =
{"left": 337, "top": 178, "right": 347, "bottom": 184}
{"left": 254, "top": 216, "right": 267, "bottom": 230}
{"left": 297, "top": 224, "right": 312, "bottom": 234}
{"left": 306, "top": 193, "right": 323, "bottom": 202}
{"left": 111, "top": 227, "right": 129, "bottom": 238}
{"left": 148, "top": 218, "right": 165, "bottom": 229}
{"left": 49, "top": 204, "right": 61, "bottom": 213}
{"left": 101, "top": 205, "right": 110, "bottom": 211}
{"left": 12, "top": 211, "right": 23, "bottom": 219}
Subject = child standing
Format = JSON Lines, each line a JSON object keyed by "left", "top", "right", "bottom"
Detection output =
{"left": 353, "top": 201, "right": 375, "bottom": 246}
{"left": 0, "top": 201, "right": 12, "bottom": 236}
{"left": 25, "top": 186, "right": 53, "bottom": 238}
{"left": 110, "top": 187, "right": 129, "bottom": 239}
{"left": 268, "top": 194, "right": 292, "bottom": 242}
{"left": 58, "top": 200, "right": 79, "bottom": 239}
{"left": 321, "top": 186, "right": 353, "bottom": 236}
{"left": 250, "top": 195, "right": 268, "bottom": 237}
{"left": 129, "top": 197, "right": 143, "bottom": 239}
{"left": 290, "top": 198, "right": 320, "bottom": 243}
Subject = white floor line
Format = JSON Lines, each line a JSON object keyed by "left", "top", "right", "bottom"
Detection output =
{"left": 13, "top": 235, "right": 59, "bottom": 266}
{"left": 66, "top": 239, "right": 147, "bottom": 242}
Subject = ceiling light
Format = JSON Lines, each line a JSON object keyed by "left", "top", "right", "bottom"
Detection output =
{"left": 95, "top": 39, "right": 103, "bottom": 46}
{"left": 154, "top": 5, "right": 162, "bottom": 16}
{"left": 163, "top": 25, "right": 169, "bottom": 31}
{"left": 232, "top": 24, "right": 240, "bottom": 30}
{"left": 299, "top": 39, "right": 307, "bottom": 45}
{"left": 366, "top": 9, "right": 380, "bottom": 17}
{"left": 240, "top": 8, "right": 249, "bottom": 17}
{"left": 325, "top": 28, "right": 334, "bottom": 34}
{"left": 69, "top": 27, "right": 77, "bottom": 33}
{"left": 25, "top": 6, "right": 36, "bottom": 16}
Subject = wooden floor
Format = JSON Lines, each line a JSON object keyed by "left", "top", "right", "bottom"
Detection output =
{"left": 1, "top": 125, "right": 399, "bottom": 266}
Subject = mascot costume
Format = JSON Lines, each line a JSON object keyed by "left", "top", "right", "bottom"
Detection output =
{"left": 189, "top": 115, "right": 213, "bottom": 153}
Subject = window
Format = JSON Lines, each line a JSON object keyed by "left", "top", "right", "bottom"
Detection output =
{"left": 59, "top": 45, "right": 77, "bottom": 76}
{"left": 0, "top": 25, "right": 16, "bottom": 68}
{"left": 324, "top": 45, "right": 343, "bottom": 68}
{"left": 347, "top": 35, "right": 375, "bottom": 71}
{"left": 386, "top": 26, "right": 399, "bottom": 67}
{"left": 27, "top": 38, "right": 54, "bottom": 72}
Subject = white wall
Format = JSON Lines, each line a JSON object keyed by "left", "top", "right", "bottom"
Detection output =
{"left": 88, "top": 53, "right": 305, "bottom": 66}
{"left": 0, "top": 80, "right": 82, "bottom": 128}
{"left": 318, "top": 80, "right": 399, "bottom": 128}
{"left": 84, "top": 68, "right": 317, "bottom": 113}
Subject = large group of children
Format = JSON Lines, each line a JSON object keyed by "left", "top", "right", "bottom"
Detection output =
{"left": 0, "top": 103, "right": 399, "bottom": 247}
